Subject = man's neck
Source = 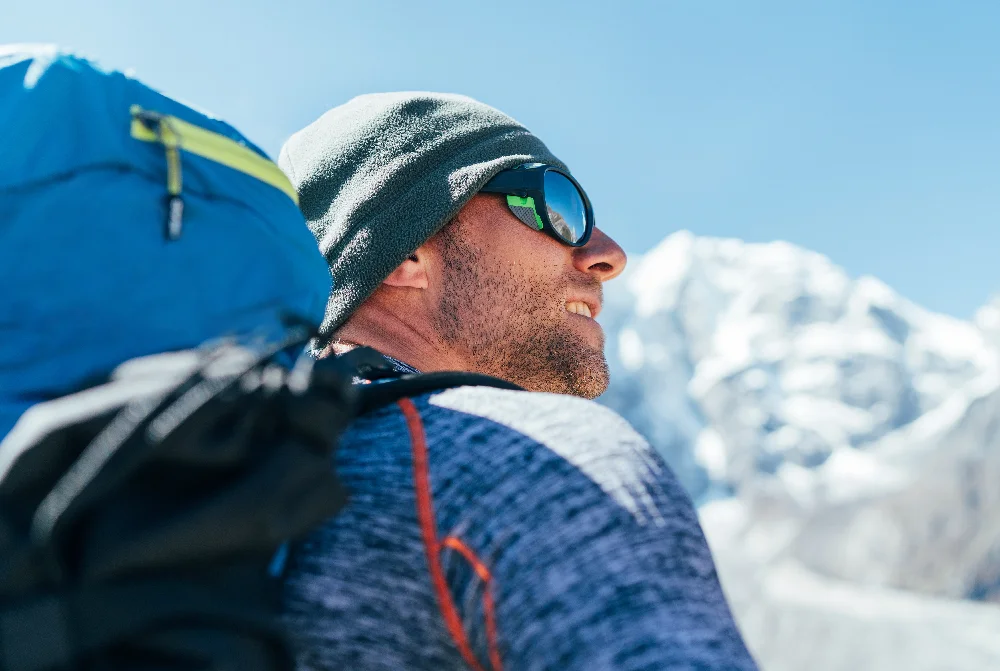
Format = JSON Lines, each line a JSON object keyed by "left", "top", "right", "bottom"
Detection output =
{"left": 325, "top": 310, "right": 467, "bottom": 374}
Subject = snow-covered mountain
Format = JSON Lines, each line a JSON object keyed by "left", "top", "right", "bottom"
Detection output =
{"left": 597, "top": 232, "right": 1000, "bottom": 670}
{"left": 975, "top": 295, "right": 1000, "bottom": 347}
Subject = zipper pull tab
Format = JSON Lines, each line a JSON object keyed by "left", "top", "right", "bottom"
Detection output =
{"left": 132, "top": 107, "right": 186, "bottom": 241}
{"left": 166, "top": 195, "right": 184, "bottom": 240}
{"left": 161, "top": 124, "right": 184, "bottom": 241}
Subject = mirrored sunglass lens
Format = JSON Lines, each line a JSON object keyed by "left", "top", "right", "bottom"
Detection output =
{"left": 543, "top": 171, "right": 588, "bottom": 243}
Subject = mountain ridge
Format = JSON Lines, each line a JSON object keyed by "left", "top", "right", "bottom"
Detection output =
{"left": 597, "top": 231, "right": 1000, "bottom": 670}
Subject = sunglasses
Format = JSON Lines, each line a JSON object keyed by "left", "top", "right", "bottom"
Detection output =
{"left": 479, "top": 163, "right": 595, "bottom": 247}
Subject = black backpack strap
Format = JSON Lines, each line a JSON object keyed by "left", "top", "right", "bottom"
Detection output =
{"left": 356, "top": 372, "right": 524, "bottom": 415}
{"left": 0, "top": 335, "right": 355, "bottom": 671}
{"left": 0, "top": 573, "right": 285, "bottom": 671}
{"left": 334, "top": 347, "right": 524, "bottom": 414}
{"left": 335, "top": 347, "right": 405, "bottom": 382}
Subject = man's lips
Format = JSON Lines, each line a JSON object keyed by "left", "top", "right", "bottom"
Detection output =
{"left": 565, "top": 298, "right": 601, "bottom": 319}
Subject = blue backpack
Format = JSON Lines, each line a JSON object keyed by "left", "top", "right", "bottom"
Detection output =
{"left": 0, "top": 46, "right": 521, "bottom": 671}
{"left": 0, "top": 45, "right": 331, "bottom": 439}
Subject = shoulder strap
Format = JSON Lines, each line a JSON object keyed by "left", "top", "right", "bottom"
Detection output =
{"left": 358, "top": 372, "right": 523, "bottom": 414}
{"left": 335, "top": 346, "right": 403, "bottom": 381}
{"left": 358, "top": 371, "right": 524, "bottom": 414}
{"left": 336, "top": 347, "right": 524, "bottom": 413}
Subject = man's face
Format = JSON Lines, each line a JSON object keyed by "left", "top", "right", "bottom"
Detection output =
{"left": 426, "top": 193, "right": 627, "bottom": 399}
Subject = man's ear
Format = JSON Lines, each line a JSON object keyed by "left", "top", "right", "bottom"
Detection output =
{"left": 383, "top": 251, "right": 429, "bottom": 289}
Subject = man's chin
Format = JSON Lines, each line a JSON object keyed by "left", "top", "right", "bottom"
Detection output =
{"left": 468, "top": 315, "right": 611, "bottom": 399}
{"left": 569, "top": 352, "right": 611, "bottom": 400}
{"left": 512, "top": 347, "right": 610, "bottom": 400}
{"left": 566, "top": 329, "right": 610, "bottom": 399}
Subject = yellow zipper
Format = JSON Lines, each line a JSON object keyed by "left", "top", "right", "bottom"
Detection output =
{"left": 130, "top": 105, "right": 298, "bottom": 239}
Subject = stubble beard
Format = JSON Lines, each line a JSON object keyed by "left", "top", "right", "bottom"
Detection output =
{"left": 433, "top": 230, "right": 610, "bottom": 399}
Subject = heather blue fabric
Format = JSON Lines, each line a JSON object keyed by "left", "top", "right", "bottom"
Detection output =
{"left": 0, "top": 45, "right": 331, "bottom": 438}
{"left": 283, "top": 387, "right": 759, "bottom": 670}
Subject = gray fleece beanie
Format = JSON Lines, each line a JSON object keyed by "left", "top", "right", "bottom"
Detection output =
{"left": 278, "top": 92, "right": 568, "bottom": 338}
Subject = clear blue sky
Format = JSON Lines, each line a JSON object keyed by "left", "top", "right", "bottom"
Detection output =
{"left": 6, "top": 1, "right": 999, "bottom": 318}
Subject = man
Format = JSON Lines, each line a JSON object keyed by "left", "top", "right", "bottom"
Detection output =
{"left": 278, "top": 93, "right": 758, "bottom": 670}
{"left": 323, "top": 183, "right": 622, "bottom": 400}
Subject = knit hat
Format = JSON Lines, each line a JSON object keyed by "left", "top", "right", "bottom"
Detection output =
{"left": 278, "top": 92, "right": 567, "bottom": 337}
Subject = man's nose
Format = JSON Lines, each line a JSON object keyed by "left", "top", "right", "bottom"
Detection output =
{"left": 573, "top": 227, "right": 627, "bottom": 282}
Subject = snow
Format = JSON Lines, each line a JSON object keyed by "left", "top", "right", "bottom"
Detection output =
{"left": 616, "top": 328, "right": 645, "bottom": 371}
{"left": 597, "top": 231, "right": 1000, "bottom": 670}
{"left": 694, "top": 427, "right": 728, "bottom": 480}
{"left": 600, "top": 230, "right": 997, "bottom": 499}
{"left": 818, "top": 446, "right": 907, "bottom": 503}
{"left": 716, "top": 554, "right": 1000, "bottom": 671}
{"left": 975, "top": 295, "right": 1000, "bottom": 336}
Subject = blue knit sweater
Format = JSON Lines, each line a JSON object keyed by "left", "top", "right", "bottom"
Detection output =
{"left": 281, "top": 385, "right": 757, "bottom": 670}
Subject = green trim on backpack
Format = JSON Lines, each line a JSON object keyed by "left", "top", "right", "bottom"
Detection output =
{"left": 130, "top": 105, "right": 299, "bottom": 205}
